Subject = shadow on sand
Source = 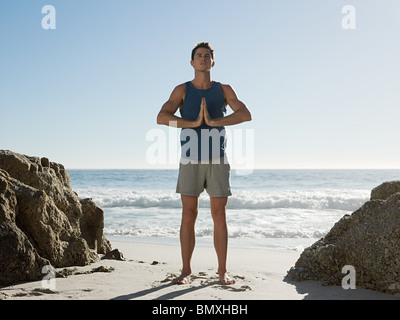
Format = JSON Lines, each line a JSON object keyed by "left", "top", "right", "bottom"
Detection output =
{"left": 283, "top": 276, "right": 400, "bottom": 300}
{"left": 111, "top": 280, "right": 221, "bottom": 300}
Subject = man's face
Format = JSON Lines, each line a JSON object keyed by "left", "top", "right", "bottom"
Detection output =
{"left": 191, "top": 47, "right": 215, "bottom": 71}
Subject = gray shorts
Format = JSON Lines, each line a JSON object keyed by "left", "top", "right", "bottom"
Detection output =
{"left": 176, "top": 158, "right": 232, "bottom": 197}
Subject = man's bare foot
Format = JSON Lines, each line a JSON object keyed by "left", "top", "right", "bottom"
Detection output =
{"left": 172, "top": 273, "right": 191, "bottom": 285}
{"left": 219, "top": 272, "right": 235, "bottom": 285}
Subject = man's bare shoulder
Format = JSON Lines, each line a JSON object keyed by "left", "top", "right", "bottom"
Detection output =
{"left": 220, "top": 83, "right": 237, "bottom": 99}
{"left": 174, "top": 82, "right": 187, "bottom": 93}
{"left": 167, "top": 82, "right": 185, "bottom": 98}
{"left": 220, "top": 83, "right": 237, "bottom": 93}
{"left": 220, "top": 83, "right": 232, "bottom": 89}
{"left": 169, "top": 83, "right": 186, "bottom": 98}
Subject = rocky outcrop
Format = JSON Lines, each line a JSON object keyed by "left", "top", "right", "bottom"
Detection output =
{"left": 371, "top": 180, "right": 400, "bottom": 201}
{"left": 287, "top": 180, "right": 400, "bottom": 294}
{"left": 0, "top": 150, "right": 112, "bottom": 286}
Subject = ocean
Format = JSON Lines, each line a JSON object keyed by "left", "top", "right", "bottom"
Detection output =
{"left": 69, "top": 169, "right": 400, "bottom": 252}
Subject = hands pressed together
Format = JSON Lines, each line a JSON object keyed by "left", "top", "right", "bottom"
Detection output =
{"left": 194, "top": 97, "right": 215, "bottom": 127}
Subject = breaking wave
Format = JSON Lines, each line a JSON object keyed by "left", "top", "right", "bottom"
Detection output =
{"left": 76, "top": 187, "right": 369, "bottom": 212}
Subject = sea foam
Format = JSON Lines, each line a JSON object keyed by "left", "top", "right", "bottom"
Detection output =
{"left": 76, "top": 187, "right": 369, "bottom": 212}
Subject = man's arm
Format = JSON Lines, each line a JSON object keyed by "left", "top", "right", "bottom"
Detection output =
{"left": 157, "top": 84, "right": 204, "bottom": 128}
{"left": 204, "top": 84, "right": 252, "bottom": 127}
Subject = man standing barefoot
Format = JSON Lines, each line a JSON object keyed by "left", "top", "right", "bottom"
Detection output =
{"left": 157, "top": 42, "right": 251, "bottom": 285}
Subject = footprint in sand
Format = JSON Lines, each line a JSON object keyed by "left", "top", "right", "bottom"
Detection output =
{"left": 159, "top": 273, "right": 178, "bottom": 283}
{"left": 157, "top": 272, "right": 251, "bottom": 290}
{"left": 10, "top": 288, "right": 58, "bottom": 298}
{"left": 214, "top": 285, "right": 252, "bottom": 292}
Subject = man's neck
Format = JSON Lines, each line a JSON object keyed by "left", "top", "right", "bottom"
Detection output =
{"left": 192, "top": 71, "right": 212, "bottom": 89}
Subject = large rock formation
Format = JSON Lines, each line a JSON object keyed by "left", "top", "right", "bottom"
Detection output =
{"left": 0, "top": 150, "right": 111, "bottom": 286}
{"left": 287, "top": 180, "right": 400, "bottom": 294}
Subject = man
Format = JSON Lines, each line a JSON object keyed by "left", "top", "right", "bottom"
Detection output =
{"left": 157, "top": 42, "right": 251, "bottom": 285}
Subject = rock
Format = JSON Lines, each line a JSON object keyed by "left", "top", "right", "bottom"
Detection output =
{"left": 41, "top": 157, "right": 50, "bottom": 168}
{"left": 287, "top": 180, "right": 400, "bottom": 294}
{"left": 56, "top": 265, "right": 114, "bottom": 278}
{"left": 0, "top": 150, "right": 112, "bottom": 286}
{"left": 0, "top": 175, "right": 8, "bottom": 192}
{"left": 104, "top": 248, "right": 125, "bottom": 261}
{"left": 80, "top": 198, "right": 111, "bottom": 254}
{"left": 0, "top": 221, "right": 50, "bottom": 285}
{"left": 92, "top": 266, "right": 114, "bottom": 273}
{"left": 371, "top": 180, "right": 400, "bottom": 201}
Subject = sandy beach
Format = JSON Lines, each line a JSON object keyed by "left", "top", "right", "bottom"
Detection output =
{"left": 1, "top": 240, "right": 398, "bottom": 301}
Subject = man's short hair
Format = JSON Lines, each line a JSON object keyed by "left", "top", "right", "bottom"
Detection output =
{"left": 191, "top": 42, "right": 214, "bottom": 61}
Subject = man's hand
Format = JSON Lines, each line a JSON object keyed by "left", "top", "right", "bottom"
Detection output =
{"left": 194, "top": 98, "right": 205, "bottom": 127}
{"left": 202, "top": 97, "right": 215, "bottom": 126}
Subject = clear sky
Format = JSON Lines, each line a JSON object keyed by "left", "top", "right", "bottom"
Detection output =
{"left": 1, "top": 0, "right": 399, "bottom": 169}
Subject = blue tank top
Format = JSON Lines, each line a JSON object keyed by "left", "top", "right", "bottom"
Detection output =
{"left": 179, "top": 81, "right": 227, "bottom": 161}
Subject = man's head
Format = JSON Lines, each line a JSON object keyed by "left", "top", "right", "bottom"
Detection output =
{"left": 191, "top": 42, "right": 215, "bottom": 71}
{"left": 191, "top": 42, "right": 214, "bottom": 62}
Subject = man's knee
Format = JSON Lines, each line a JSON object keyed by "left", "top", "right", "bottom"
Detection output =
{"left": 182, "top": 207, "right": 198, "bottom": 225}
{"left": 211, "top": 208, "right": 227, "bottom": 225}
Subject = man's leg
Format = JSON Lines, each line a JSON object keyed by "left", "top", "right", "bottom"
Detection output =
{"left": 173, "top": 195, "right": 199, "bottom": 284}
{"left": 210, "top": 196, "right": 235, "bottom": 285}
